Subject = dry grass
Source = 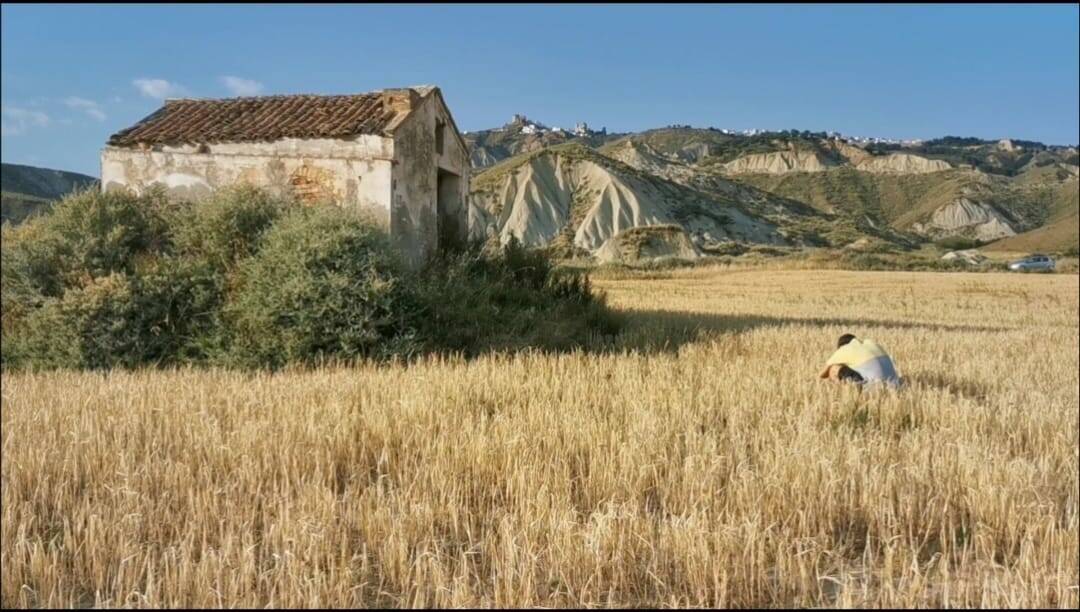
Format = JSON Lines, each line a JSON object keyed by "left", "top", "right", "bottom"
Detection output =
{"left": 2, "top": 267, "right": 1078, "bottom": 608}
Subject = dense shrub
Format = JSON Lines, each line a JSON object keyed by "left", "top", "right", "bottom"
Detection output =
{"left": 700, "top": 241, "right": 748, "bottom": 257}
{"left": 2, "top": 189, "right": 618, "bottom": 371}
{"left": 131, "top": 257, "right": 227, "bottom": 363}
{"left": 2, "top": 188, "right": 193, "bottom": 361}
{"left": 1, "top": 223, "right": 48, "bottom": 333}
{"left": 34, "top": 188, "right": 173, "bottom": 292}
{"left": 835, "top": 251, "right": 1006, "bottom": 273}
{"left": 3, "top": 259, "right": 224, "bottom": 370}
{"left": 934, "top": 236, "right": 984, "bottom": 251}
{"left": 224, "top": 206, "right": 416, "bottom": 368}
{"left": 3, "top": 189, "right": 175, "bottom": 367}
{"left": 411, "top": 238, "right": 621, "bottom": 355}
{"left": 170, "top": 185, "right": 287, "bottom": 270}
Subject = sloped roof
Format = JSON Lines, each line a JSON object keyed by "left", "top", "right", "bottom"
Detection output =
{"left": 108, "top": 91, "right": 408, "bottom": 146}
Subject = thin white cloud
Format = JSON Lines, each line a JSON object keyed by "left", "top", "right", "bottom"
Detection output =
{"left": 220, "top": 75, "right": 264, "bottom": 96}
{"left": 0, "top": 105, "right": 50, "bottom": 136}
{"left": 133, "top": 78, "right": 187, "bottom": 99}
{"left": 64, "top": 96, "right": 106, "bottom": 121}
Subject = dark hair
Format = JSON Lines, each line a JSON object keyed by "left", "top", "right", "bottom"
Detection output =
{"left": 837, "top": 333, "right": 857, "bottom": 348}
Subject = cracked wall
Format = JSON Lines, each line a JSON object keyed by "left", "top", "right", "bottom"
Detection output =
{"left": 101, "top": 135, "right": 395, "bottom": 229}
{"left": 100, "top": 93, "right": 470, "bottom": 267}
{"left": 389, "top": 93, "right": 470, "bottom": 267}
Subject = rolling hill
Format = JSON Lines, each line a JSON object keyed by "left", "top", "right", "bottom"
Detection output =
{"left": 464, "top": 114, "right": 623, "bottom": 168}
{"left": 468, "top": 125, "right": 1079, "bottom": 258}
{"left": 468, "top": 143, "right": 791, "bottom": 259}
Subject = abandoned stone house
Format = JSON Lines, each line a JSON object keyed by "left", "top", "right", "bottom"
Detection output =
{"left": 101, "top": 85, "right": 469, "bottom": 266}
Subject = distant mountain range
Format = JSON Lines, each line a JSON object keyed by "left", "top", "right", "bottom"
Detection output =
{"left": 1, "top": 163, "right": 97, "bottom": 225}
{"left": 466, "top": 118, "right": 1079, "bottom": 258}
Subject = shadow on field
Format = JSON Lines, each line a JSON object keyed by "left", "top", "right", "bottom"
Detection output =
{"left": 609, "top": 309, "right": 1012, "bottom": 354}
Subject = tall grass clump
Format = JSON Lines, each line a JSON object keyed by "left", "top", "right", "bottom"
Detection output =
{"left": 0, "top": 187, "right": 617, "bottom": 371}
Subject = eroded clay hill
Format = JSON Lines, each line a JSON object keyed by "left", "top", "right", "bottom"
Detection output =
{"left": 854, "top": 153, "right": 953, "bottom": 174}
{"left": 722, "top": 150, "right": 838, "bottom": 174}
{"left": 468, "top": 141, "right": 1079, "bottom": 257}
{"left": 468, "top": 144, "right": 785, "bottom": 256}
{"left": 599, "top": 140, "right": 819, "bottom": 220}
{"left": 465, "top": 126, "right": 1078, "bottom": 255}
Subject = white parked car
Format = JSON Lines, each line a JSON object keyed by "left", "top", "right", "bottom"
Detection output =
{"left": 1008, "top": 254, "right": 1055, "bottom": 272}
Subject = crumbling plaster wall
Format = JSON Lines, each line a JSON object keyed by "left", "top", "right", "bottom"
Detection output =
{"left": 389, "top": 93, "right": 470, "bottom": 266}
{"left": 433, "top": 95, "right": 471, "bottom": 248}
{"left": 100, "top": 135, "right": 395, "bottom": 228}
{"left": 100, "top": 91, "right": 470, "bottom": 267}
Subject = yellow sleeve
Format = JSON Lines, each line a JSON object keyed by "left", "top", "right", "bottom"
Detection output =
{"left": 858, "top": 339, "right": 888, "bottom": 358}
{"left": 825, "top": 344, "right": 858, "bottom": 367}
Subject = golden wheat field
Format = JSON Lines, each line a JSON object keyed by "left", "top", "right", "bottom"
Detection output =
{"left": 2, "top": 266, "right": 1078, "bottom": 608}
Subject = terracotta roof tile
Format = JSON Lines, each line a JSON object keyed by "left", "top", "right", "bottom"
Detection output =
{"left": 108, "top": 92, "right": 402, "bottom": 146}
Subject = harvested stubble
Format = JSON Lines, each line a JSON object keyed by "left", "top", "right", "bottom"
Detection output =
{"left": 2, "top": 267, "right": 1078, "bottom": 608}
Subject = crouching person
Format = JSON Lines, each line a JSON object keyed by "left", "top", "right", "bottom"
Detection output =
{"left": 819, "top": 333, "right": 901, "bottom": 388}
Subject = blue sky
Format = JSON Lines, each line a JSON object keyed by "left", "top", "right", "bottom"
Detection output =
{"left": 2, "top": 3, "right": 1078, "bottom": 177}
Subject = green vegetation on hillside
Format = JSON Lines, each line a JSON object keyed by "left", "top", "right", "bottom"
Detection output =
{"left": 0, "top": 162, "right": 97, "bottom": 199}
{"left": 606, "top": 127, "right": 735, "bottom": 161}
{"left": 731, "top": 167, "right": 975, "bottom": 235}
{"left": 730, "top": 165, "right": 1077, "bottom": 241}
{"left": 467, "top": 118, "right": 1077, "bottom": 254}
{"left": 615, "top": 128, "right": 846, "bottom": 165}
{"left": 865, "top": 137, "right": 1076, "bottom": 176}
{"left": 983, "top": 212, "right": 1079, "bottom": 254}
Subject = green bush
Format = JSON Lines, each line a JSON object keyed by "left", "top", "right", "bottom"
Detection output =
{"left": 833, "top": 250, "right": 1009, "bottom": 273}
{"left": 223, "top": 206, "right": 416, "bottom": 368}
{"left": 4, "top": 259, "right": 224, "bottom": 370}
{"left": 2, "top": 188, "right": 217, "bottom": 369}
{"left": 1, "top": 223, "right": 49, "bottom": 332}
{"left": 411, "top": 238, "right": 620, "bottom": 355}
{"left": 934, "top": 236, "right": 983, "bottom": 251}
{"left": 135, "top": 257, "right": 228, "bottom": 363}
{"left": 2, "top": 189, "right": 619, "bottom": 371}
{"left": 39, "top": 188, "right": 173, "bottom": 292}
{"left": 700, "top": 241, "right": 748, "bottom": 257}
{"left": 170, "top": 185, "right": 287, "bottom": 270}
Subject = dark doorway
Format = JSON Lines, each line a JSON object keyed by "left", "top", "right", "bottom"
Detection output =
{"left": 436, "top": 169, "right": 463, "bottom": 250}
